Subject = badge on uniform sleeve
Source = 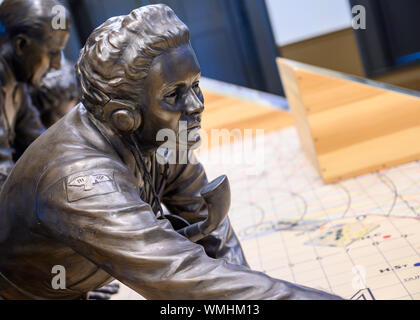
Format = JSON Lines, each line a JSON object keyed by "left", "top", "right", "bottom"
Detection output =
{"left": 65, "top": 169, "right": 118, "bottom": 202}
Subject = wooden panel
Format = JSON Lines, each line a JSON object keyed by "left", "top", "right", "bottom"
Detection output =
{"left": 275, "top": 62, "right": 320, "bottom": 172}
{"left": 201, "top": 89, "right": 293, "bottom": 149}
{"left": 277, "top": 58, "right": 420, "bottom": 183}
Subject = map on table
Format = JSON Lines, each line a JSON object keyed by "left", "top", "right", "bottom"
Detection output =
{"left": 197, "top": 126, "right": 420, "bottom": 300}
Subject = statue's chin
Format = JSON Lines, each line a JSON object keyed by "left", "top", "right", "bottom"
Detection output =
{"left": 187, "top": 137, "right": 202, "bottom": 150}
{"left": 29, "top": 73, "right": 43, "bottom": 87}
{"left": 181, "top": 134, "right": 202, "bottom": 151}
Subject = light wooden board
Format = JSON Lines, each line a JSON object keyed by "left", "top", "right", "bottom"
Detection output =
{"left": 277, "top": 58, "right": 420, "bottom": 184}
{"left": 200, "top": 89, "right": 293, "bottom": 148}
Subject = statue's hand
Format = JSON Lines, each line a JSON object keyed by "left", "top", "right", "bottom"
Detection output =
{"left": 200, "top": 175, "right": 231, "bottom": 234}
{"left": 176, "top": 175, "right": 231, "bottom": 242}
{"left": 88, "top": 282, "right": 120, "bottom": 300}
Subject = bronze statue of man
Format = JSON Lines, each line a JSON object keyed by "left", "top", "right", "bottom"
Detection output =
{"left": 0, "top": 5, "right": 341, "bottom": 300}
{"left": 0, "top": 0, "right": 69, "bottom": 187}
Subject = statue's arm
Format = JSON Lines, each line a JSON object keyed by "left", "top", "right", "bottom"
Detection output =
{"left": 14, "top": 87, "right": 45, "bottom": 157}
{"left": 36, "top": 158, "right": 341, "bottom": 300}
{"left": 0, "top": 86, "right": 14, "bottom": 186}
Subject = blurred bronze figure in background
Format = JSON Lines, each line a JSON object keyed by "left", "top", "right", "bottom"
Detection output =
{"left": 0, "top": 0, "right": 69, "bottom": 187}
{"left": 0, "top": 0, "right": 119, "bottom": 300}
{"left": 30, "top": 56, "right": 80, "bottom": 128}
{"left": 0, "top": 5, "right": 342, "bottom": 300}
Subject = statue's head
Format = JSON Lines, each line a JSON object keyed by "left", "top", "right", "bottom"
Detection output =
{"left": 76, "top": 4, "right": 204, "bottom": 152}
{"left": 0, "top": 0, "right": 70, "bottom": 86}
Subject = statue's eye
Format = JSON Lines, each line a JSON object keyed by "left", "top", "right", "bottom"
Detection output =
{"left": 192, "top": 82, "right": 200, "bottom": 95}
{"left": 166, "top": 91, "right": 177, "bottom": 98}
{"left": 164, "top": 91, "right": 178, "bottom": 105}
{"left": 49, "top": 50, "right": 60, "bottom": 57}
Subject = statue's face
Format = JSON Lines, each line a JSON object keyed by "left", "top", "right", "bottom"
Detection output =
{"left": 137, "top": 43, "right": 204, "bottom": 151}
{"left": 14, "top": 27, "right": 69, "bottom": 86}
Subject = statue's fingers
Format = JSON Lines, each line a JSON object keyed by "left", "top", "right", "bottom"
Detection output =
{"left": 88, "top": 292, "right": 112, "bottom": 300}
{"left": 108, "top": 282, "right": 120, "bottom": 289}
{"left": 93, "top": 287, "right": 119, "bottom": 294}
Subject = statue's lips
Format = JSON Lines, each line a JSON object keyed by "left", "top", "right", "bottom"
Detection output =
{"left": 187, "top": 124, "right": 201, "bottom": 131}
{"left": 179, "top": 123, "right": 201, "bottom": 134}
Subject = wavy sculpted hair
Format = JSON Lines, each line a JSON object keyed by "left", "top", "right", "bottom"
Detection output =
{"left": 75, "top": 4, "right": 191, "bottom": 120}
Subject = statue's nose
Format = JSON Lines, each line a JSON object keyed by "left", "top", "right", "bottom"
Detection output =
{"left": 50, "top": 52, "right": 62, "bottom": 70}
{"left": 185, "top": 89, "right": 204, "bottom": 116}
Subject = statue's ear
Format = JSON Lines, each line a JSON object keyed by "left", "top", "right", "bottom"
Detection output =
{"left": 13, "top": 34, "right": 31, "bottom": 56}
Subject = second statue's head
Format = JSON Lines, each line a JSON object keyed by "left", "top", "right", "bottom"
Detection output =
{"left": 76, "top": 4, "right": 204, "bottom": 152}
{"left": 0, "top": 0, "right": 71, "bottom": 86}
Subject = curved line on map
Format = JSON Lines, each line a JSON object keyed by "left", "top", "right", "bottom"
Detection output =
{"left": 290, "top": 192, "right": 309, "bottom": 223}
{"left": 237, "top": 191, "right": 310, "bottom": 240}
{"left": 248, "top": 202, "right": 266, "bottom": 225}
{"left": 265, "top": 189, "right": 309, "bottom": 222}
{"left": 377, "top": 173, "right": 398, "bottom": 217}
{"left": 380, "top": 172, "right": 419, "bottom": 217}
{"left": 231, "top": 201, "right": 266, "bottom": 226}
{"left": 337, "top": 183, "right": 352, "bottom": 218}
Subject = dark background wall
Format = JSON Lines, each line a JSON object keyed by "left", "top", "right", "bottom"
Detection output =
{"left": 62, "top": 0, "right": 420, "bottom": 95}
{"left": 350, "top": 0, "right": 420, "bottom": 77}
{"left": 62, "top": 0, "right": 284, "bottom": 96}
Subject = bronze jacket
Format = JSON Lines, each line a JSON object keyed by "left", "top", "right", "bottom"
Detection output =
{"left": 0, "top": 104, "right": 340, "bottom": 300}
{"left": 0, "top": 57, "right": 45, "bottom": 186}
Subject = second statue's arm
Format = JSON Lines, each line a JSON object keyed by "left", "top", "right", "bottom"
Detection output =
{"left": 13, "top": 85, "right": 45, "bottom": 158}
{"left": 0, "top": 88, "right": 14, "bottom": 186}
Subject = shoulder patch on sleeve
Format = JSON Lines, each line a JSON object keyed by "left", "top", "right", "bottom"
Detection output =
{"left": 65, "top": 169, "right": 118, "bottom": 202}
